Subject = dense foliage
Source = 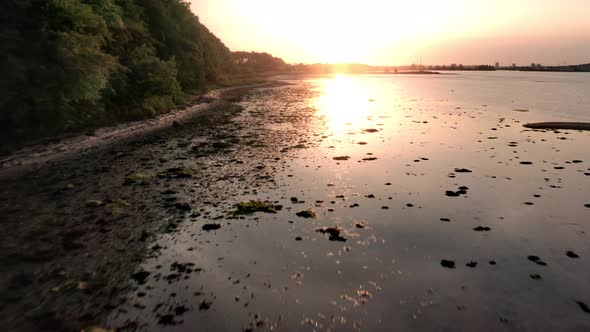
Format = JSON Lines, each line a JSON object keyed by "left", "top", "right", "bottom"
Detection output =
{"left": 232, "top": 51, "right": 288, "bottom": 73}
{"left": 0, "top": 0, "right": 234, "bottom": 142}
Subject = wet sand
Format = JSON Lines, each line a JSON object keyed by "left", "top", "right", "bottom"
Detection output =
{"left": 1, "top": 73, "right": 590, "bottom": 331}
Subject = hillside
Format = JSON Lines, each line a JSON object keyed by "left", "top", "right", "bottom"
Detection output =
{"left": 0, "top": 0, "right": 235, "bottom": 143}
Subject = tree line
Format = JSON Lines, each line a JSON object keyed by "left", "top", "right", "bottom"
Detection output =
{"left": 0, "top": 0, "right": 241, "bottom": 144}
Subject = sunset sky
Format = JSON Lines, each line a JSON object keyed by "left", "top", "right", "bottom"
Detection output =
{"left": 190, "top": 0, "right": 590, "bottom": 66}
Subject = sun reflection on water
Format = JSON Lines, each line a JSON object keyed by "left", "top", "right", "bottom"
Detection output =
{"left": 313, "top": 75, "right": 375, "bottom": 135}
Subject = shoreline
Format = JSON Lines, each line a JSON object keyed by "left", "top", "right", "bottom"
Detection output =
{"left": 0, "top": 81, "right": 286, "bottom": 179}
{"left": 0, "top": 82, "right": 288, "bottom": 331}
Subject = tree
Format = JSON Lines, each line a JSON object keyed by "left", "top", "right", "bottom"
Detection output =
{"left": 0, "top": 0, "right": 238, "bottom": 143}
{"left": 232, "top": 51, "right": 287, "bottom": 73}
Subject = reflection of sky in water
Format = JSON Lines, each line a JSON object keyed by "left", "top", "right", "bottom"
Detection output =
{"left": 109, "top": 73, "right": 590, "bottom": 332}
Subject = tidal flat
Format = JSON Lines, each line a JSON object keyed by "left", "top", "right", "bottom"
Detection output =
{"left": 1, "top": 72, "right": 590, "bottom": 332}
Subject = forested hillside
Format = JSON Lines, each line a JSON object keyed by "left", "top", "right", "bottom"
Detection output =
{"left": 0, "top": 0, "right": 235, "bottom": 143}
{"left": 232, "top": 51, "right": 288, "bottom": 73}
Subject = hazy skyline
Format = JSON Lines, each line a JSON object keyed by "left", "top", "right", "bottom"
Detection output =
{"left": 190, "top": 0, "right": 590, "bottom": 66}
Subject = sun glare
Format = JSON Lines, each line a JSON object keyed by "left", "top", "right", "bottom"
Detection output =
{"left": 247, "top": 0, "right": 465, "bottom": 64}
{"left": 193, "top": 0, "right": 590, "bottom": 65}
{"left": 313, "top": 76, "right": 374, "bottom": 134}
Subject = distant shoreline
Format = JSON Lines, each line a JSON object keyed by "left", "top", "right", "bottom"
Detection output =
{"left": 371, "top": 70, "right": 442, "bottom": 75}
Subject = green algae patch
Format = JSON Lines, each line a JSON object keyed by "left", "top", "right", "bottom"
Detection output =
{"left": 233, "top": 201, "right": 279, "bottom": 215}
{"left": 51, "top": 279, "right": 88, "bottom": 293}
{"left": 106, "top": 198, "right": 130, "bottom": 216}
{"left": 157, "top": 167, "right": 194, "bottom": 179}
{"left": 86, "top": 198, "right": 129, "bottom": 215}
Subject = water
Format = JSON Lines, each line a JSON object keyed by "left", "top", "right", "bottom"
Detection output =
{"left": 108, "top": 72, "right": 590, "bottom": 331}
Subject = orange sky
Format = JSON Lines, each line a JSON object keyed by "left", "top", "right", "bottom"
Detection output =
{"left": 190, "top": 0, "right": 590, "bottom": 66}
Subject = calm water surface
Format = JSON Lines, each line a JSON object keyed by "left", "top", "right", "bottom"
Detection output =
{"left": 109, "top": 72, "right": 590, "bottom": 331}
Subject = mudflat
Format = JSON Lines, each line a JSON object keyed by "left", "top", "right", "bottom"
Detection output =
{"left": 2, "top": 72, "right": 590, "bottom": 332}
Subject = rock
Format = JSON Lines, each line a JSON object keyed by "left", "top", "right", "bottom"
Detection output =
{"left": 466, "top": 261, "right": 477, "bottom": 268}
{"left": 175, "top": 202, "right": 191, "bottom": 211}
{"left": 131, "top": 271, "right": 150, "bottom": 284}
{"left": 530, "top": 274, "right": 542, "bottom": 280}
{"left": 454, "top": 168, "right": 472, "bottom": 173}
{"left": 528, "top": 255, "right": 548, "bottom": 266}
{"left": 523, "top": 122, "right": 590, "bottom": 131}
{"left": 446, "top": 186, "right": 468, "bottom": 197}
{"left": 296, "top": 210, "right": 318, "bottom": 218}
{"left": 175, "top": 305, "right": 189, "bottom": 315}
{"left": 566, "top": 251, "right": 580, "bottom": 258}
{"left": 199, "top": 300, "right": 212, "bottom": 310}
{"left": 158, "top": 314, "right": 176, "bottom": 326}
{"left": 363, "top": 128, "right": 379, "bottom": 133}
{"left": 577, "top": 301, "right": 590, "bottom": 314}
{"left": 202, "top": 224, "right": 221, "bottom": 231}
{"left": 316, "top": 227, "right": 347, "bottom": 241}
{"left": 473, "top": 226, "right": 491, "bottom": 232}
{"left": 333, "top": 156, "right": 351, "bottom": 161}
{"left": 441, "top": 259, "right": 456, "bottom": 269}
{"left": 520, "top": 161, "right": 533, "bottom": 165}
